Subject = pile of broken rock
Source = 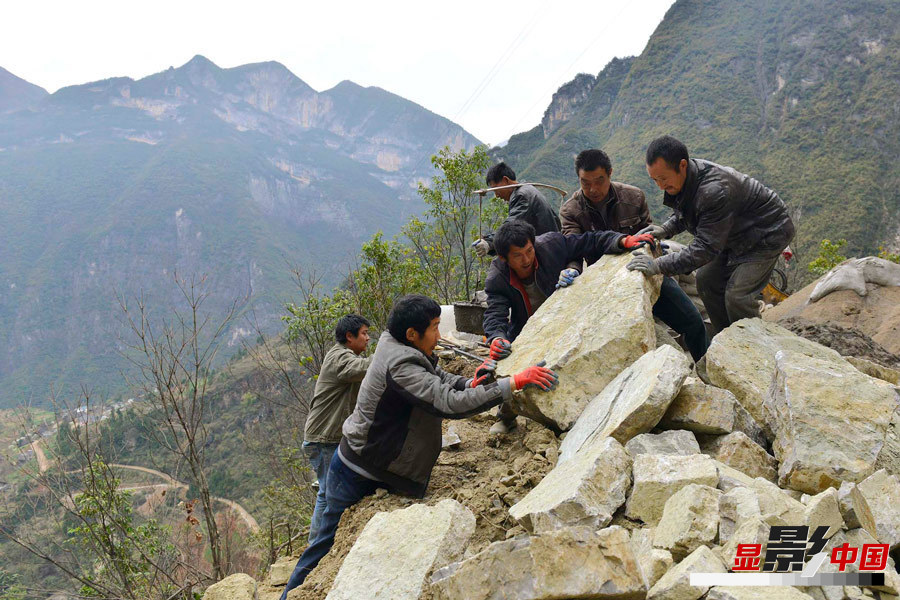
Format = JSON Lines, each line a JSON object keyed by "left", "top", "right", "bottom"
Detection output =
{"left": 209, "top": 252, "right": 900, "bottom": 600}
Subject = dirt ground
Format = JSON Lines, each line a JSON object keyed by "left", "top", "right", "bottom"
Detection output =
{"left": 777, "top": 316, "right": 900, "bottom": 369}
{"left": 290, "top": 357, "right": 560, "bottom": 600}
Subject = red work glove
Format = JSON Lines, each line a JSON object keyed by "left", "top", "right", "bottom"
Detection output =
{"left": 782, "top": 246, "right": 793, "bottom": 262}
{"left": 489, "top": 338, "right": 512, "bottom": 360}
{"left": 512, "top": 361, "right": 559, "bottom": 392}
{"left": 620, "top": 233, "right": 656, "bottom": 250}
{"left": 471, "top": 359, "right": 497, "bottom": 387}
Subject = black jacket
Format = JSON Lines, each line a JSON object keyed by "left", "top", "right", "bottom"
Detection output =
{"left": 483, "top": 184, "right": 561, "bottom": 254}
{"left": 482, "top": 230, "right": 625, "bottom": 342}
{"left": 657, "top": 159, "right": 795, "bottom": 275}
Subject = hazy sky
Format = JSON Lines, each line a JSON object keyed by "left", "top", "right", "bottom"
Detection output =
{"left": 2, "top": 0, "right": 675, "bottom": 144}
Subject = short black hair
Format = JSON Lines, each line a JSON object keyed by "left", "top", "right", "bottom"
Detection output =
{"left": 646, "top": 135, "right": 689, "bottom": 170}
{"left": 575, "top": 149, "right": 612, "bottom": 175}
{"left": 387, "top": 295, "right": 441, "bottom": 344}
{"left": 334, "top": 314, "right": 370, "bottom": 344}
{"left": 485, "top": 162, "right": 516, "bottom": 185}
{"left": 493, "top": 220, "right": 536, "bottom": 259}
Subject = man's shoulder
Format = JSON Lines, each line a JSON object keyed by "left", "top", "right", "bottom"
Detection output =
{"left": 612, "top": 181, "right": 646, "bottom": 205}
{"left": 484, "top": 259, "right": 509, "bottom": 291}
{"left": 516, "top": 183, "right": 550, "bottom": 204}
{"left": 560, "top": 190, "right": 583, "bottom": 213}
{"left": 535, "top": 230, "right": 567, "bottom": 250}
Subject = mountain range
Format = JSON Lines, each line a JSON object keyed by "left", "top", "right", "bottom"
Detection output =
{"left": 0, "top": 56, "right": 479, "bottom": 408}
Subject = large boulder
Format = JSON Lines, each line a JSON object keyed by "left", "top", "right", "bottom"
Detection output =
{"left": 203, "top": 574, "right": 257, "bottom": 600}
{"left": 705, "top": 319, "right": 847, "bottom": 434}
{"left": 855, "top": 469, "right": 900, "bottom": 548}
{"left": 327, "top": 499, "right": 474, "bottom": 600}
{"left": 625, "top": 430, "right": 701, "bottom": 457}
{"left": 509, "top": 436, "right": 631, "bottom": 533}
{"left": 496, "top": 249, "right": 662, "bottom": 432}
{"left": 631, "top": 528, "right": 674, "bottom": 589}
{"left": 766, "top": 349, "right": 898, "bottom": 494}
{"left": 626, "top": 453, "right": 719, "bottom": 526}
{"left": 653, "top": 484, "right": 721, "bottom": 559}
{"left": 700, "top": 431, "right": 777, "bottom": 482}
{"left": 718, "top": 486, "right": 761, "bottom": 544}
{"left": 558, "top": 345, "right": 692, "bottom": 462}
{"left": 661, "top": 377, "right": 736, "bottom": 435}
{"left": 430, "top": 526, "right": 646, "bottom": 600}
{"left": 646, "top": 545, "right": 727, "bottom": 600}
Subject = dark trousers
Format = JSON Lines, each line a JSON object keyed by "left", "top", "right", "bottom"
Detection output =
{"left": 696, "top": 253, "right": 779, "bottom": 336}
{"left": 280, "top": 452, "right": 380, "bottom": 599}
{"left": 653, "top": 276, "right": 710, "bottom": 361}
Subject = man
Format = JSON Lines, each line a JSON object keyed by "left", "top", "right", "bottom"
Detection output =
{"left": 482, "top": 220, "right": 653, "bottom": 433}
{"left": 302, "top": 314, "right": 371, "bottom": 543}
{"left": 560, "top": 149, "right": 709, "bottom": 361}
{"left": 628, "top": 136, "right": 795, "bottom": 335}
{"left": 472, "top": 162, "right": 561, "bottom": 257}
{"left": 280, "top": 295, "right": 557, "bottom": 598}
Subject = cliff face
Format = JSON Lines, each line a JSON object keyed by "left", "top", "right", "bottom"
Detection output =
{"left": 541, "top": 73, "right": 596, "bottom": 138}
{"left": 0, "top": 56, "right": 480, "bottom": 407}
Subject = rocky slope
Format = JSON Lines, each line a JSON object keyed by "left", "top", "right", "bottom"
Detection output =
{"left": 0, "top": 56, "right": 480, "bottom": 407}
{"left": 211, "top": 251, "right": 900, "bottom": 600}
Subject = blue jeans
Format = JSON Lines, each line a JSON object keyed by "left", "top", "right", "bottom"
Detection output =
{"left": 653, "top": 276, "right": 710, "bottom": 361}
{"left": 302, "top": 441, "right": 338, "bottom": 542}
{"left": 280, "top": 451, "right": 380, "bottom": 599}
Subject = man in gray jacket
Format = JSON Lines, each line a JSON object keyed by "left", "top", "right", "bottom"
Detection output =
{"left": 628, "top": 135, "right": 795, "bottom": 335}
{"left": 472, "top": 162, "right": 561, "bottom": 257}
{"left": 280, "top": 295, "right": 557, "bottom": 598}
{"left": 303, "top": 314, "right": 371, "bottom": 542}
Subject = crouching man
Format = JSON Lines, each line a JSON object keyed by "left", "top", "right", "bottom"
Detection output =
{"left": 630, "top": 135, "right": 795, "bottom": 336}
{"left": 280, "top": 294, "right": 557, "bottom": 598}
{"left": 482, "top": 220, "right": 653, "bottom": 433}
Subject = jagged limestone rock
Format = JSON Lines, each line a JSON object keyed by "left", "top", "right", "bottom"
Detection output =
{"left": 705, "top": 319, "right": 848, "bottom": 435}
{"left": 748, "top": 477, "right": 806, "bottom": 527}
{"left": 647, "top": 545, "right": 727, "bottom": 600}
{"left": 877, "top": 406, "right": 900, "bottom": 477}
{"left": 837, "top": 481, "right": 864, "bottom": 529}
{"left": 847, "top": 356, "right": 900, "bottom": 386}
{"left": 856, "top": 469, "right": 900, "bottom": 548}
{"left": 265, "top": 556, "right": 297, "bottom": 587}
{"left": 509, "top": 436, "right": 631, "bottom": 533}
{"left": 766, "top": 350, "right": 898, "bottom": 494}
{"left": 626, "top": 453, "right": 718, "bottom": 526}
{"left": 721, "top": 517, "right": 769, "bottom": 572}
{"left": 327, "top": 499, "right": 474, "bottom": 600}
{"left": 661, "top": 377, "right": 735, "bottom": 434}
{"left": 715, "top": 460, "right": 757, "bottom": 492}
{"left": 430, "top": 526, "right": 646, "bottom": 600}
{"left": 496, "top": 249, "right": 662, "bottom": 432}
{"left": 203, "top": 574, "right": 257, "bottom": 600}
{"left": 631, "top": 528, "right": 674, "bottom": 589}
{"left": 558, "top": 345, "right": 692, "bottom": 462}
{"left": 719, "top": 486, "right": 762, "bottom": 544}
{"left": 653, "top": 483, "right": 721, "bottom": 559}
{"left": 701, "top": 431, "right": 777, "bottom": 482}
{"left": 707, "top": 587, "right": 815, "bottom": 600}
{"left": 803, "top": 488, "right": 843, "bottom": 538}
{"left": 625, "top": 429, "right": 701, "bottom": 457}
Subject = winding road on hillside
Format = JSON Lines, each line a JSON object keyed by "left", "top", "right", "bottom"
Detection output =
{"left": 29, "top": 440, "right": 259, "bottom": 532}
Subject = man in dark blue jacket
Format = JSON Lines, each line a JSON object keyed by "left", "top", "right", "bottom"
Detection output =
{"left": 482, "top": 220, "right": 652, "bottom": 433}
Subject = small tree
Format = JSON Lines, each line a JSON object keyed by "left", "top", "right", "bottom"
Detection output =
{"left": 118, "top": 274, "right": 238, "bottom": 582}
{"left": 403, "top": 145, "right": 502, "bottom": 303}
{"left": 808, "top": 238, "right": 848, "bottom": 276}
